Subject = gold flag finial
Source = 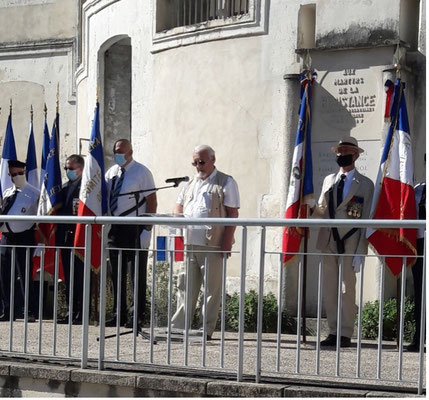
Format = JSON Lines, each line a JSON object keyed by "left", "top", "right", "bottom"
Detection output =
{"left": 30, "top": 104, "right": 33, "bottom": 121}
{"left": 96, "top": 86, "right": 100, "bottom": 103}
{"left": 44, "top": 103, "right": 47, "bottom": 119}
{"left": 393, "top": 44, "right": 403, "bottom": 78}
{"left": 9, "top": 99, "right": 12, "bottom": 114}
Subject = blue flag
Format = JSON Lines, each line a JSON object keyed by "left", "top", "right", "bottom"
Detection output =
{"left": 35, "top": 116, "right": 64, "bottom": 280}
{"left": 26, "top": 118, "right": 39, "bottom": 188}
{"left": 40, "top": 118, "right": 50, "bottom": 189}
{"left": 0, "top": 113, "right": 18, "bottom": 198}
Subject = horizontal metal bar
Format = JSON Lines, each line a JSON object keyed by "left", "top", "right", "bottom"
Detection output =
{"left": 0, "top": 215, "right": 424, "bottom": 229}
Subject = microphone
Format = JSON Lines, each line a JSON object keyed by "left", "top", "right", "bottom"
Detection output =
{"left": 165, "top": 176, "right": 190, "bottom": 187}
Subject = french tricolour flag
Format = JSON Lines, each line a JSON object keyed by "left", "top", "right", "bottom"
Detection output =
{"left": 26, "top": 117, "right": 39, "bottom": 189}
{"left": 156, "top": 236, "right": 185, "bottom": 262}
{"left": 33, "top": 115, "right": 65, "bottom": 281}
{"left": 0, "top": 112, "right": 17, "bottom": 199}
{"left": 74, "top": 102, "right": 108, "bottom": 270}
{"left": 281, "top": 71, "right": 315, "bottom": 263}
{"left": 367, "top": 78, "right": 417, "bottom": 275}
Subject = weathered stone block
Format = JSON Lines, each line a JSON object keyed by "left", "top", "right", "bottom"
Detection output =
{"left": 137, "top": 373, "right": 209, "bottom": 395}
{"left": 71, "top": 369, "right": 137, "bottom": 387}
{"left": 10, "top": 363, "right": 71, "bottom": 381}
{"left": 284, "top": 385, "right": 367, "bottom": 397}
{"left": 207, "top": 381, "right": 286, "bottom": 397}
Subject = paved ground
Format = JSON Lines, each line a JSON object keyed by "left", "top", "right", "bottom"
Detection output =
{"left": 0, "top": 320, "right": 425, "bottom": 395}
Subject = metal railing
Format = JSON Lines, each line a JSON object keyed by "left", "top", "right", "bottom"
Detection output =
{"left": 0, "top": 215, "right": 425, "bottom": 394}
{"left": 173, "top": 0, "right": 249, "bottom": 28}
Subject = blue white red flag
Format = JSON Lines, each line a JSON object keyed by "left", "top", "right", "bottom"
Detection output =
{"left": 74, "top": 102, "right": 108, "bottom": 270}
{"left": 26, "top": 117, "right": 39, "bottom": 189}
{"left": 33, "top": 116, "right": 65, "bottom": 281}
{"left": 367, "top": 78, "right": 417, "bottom": 275}
{"left": 156, "top": 236, "right": 185, "bottom": 262}
{"left": 0, "top": 112, "right": 17, "bottom": 199}
{"left": 282, "top": 71, "right": 316, "bottom": 263}
{"left": 40, "top": 118, "right": 50, "bottom": 190}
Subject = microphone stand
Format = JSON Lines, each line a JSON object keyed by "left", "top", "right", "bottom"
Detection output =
{"left": 100, "top": 182, "right": 182, "bottom": 343}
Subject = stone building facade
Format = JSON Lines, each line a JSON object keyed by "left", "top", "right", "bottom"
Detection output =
{"left": 0, "top": 0, "right": 426, "bottom": 316}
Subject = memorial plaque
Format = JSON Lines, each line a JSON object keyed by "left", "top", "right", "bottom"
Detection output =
{"left": 312, "top": 140, "right": 381, "bottom": 198}
{"left": 319, "top": 68, "right": 380, "bottom": 131}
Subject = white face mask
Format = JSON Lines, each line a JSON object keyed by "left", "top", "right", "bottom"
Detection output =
{"left": 13, "top": 174, "right": 26, "bottom": 188}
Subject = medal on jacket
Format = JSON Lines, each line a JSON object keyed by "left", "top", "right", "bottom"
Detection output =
{"left": 346, "top": 196, "right": 363, "bottom": 218}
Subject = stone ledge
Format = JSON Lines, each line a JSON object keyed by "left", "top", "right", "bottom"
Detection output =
{"left": 207, "top": 381, "right": 287, "bottom": 397}
{"left": 137, "top": 373, "right": 209, "bottom": 394}
{"left": 284, "top": 385, "right": 368, "bottom": 397}
{"left": 366, "top": 391, "right": 422, "bottom": 398}
{"left": 9, "top": 363, "right": 71, "bottom": 381}
{"left": 71, "top": 369, "right": 137, "bottom": 387}
{"left": 0, "top": 364, "right": 10, "bottom": 376}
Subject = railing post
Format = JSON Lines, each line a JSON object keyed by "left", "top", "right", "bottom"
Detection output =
{"left": 52, "top": 249, "right": 60, "bottom": 356}
{"left": 81, "top": 224, "right": 92, "bottom": 369}
{"left": 256, "top": 226, "right": 266, "bottom": 383}
{"left": 9, "top": 247, "right": 16, "bottom": 352}
{"left": 38, "top": 249, "right": 45, "bottom": 355}
{"left": 315, "top": 256, "right": 323, "bottom": 375}
{"left": 335, "top": 255, "right": 344, "bottom": 377}
{"left": 397, "top": 257, "right": 407, "bottom": 380}
{"left": 98, "top": 224, "right": 107, "bottom": 371}
{"left": 356, "top": 257, "right": 365, "bottom": 378}
{"left": 237, "top": 226, "right": 247, "bottom": 382}
{"left": 276, "top": 253, "right": 284, "bottom": 373}
{"left": 376, "top": 257, "right": 386, "bottom": 380}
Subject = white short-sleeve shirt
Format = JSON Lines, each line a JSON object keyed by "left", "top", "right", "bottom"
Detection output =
{"left": 105, "top": 159, "right": 155, "bottom": 216}
{"left": 1, "top": 183, "right": 40, "bottom": 233}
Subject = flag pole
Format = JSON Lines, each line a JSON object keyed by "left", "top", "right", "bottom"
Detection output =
{"left": 393, "top": 44, "right": 402, "bottom": 350}
{"left": 300, "top": 53, "right": 312, "bottom": 344}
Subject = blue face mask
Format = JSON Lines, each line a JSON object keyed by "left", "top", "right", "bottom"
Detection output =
{"left": 66, "top": 169, "right": 78, "bottom": 181}
{"left": 114, "top": 153, "right": 127, "bottom": 167}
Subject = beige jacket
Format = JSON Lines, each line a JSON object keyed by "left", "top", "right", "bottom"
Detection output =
{"left": 314, "top": 170, "right": 374, "bottom": 256}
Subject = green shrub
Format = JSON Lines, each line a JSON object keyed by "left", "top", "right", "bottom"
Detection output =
{"left": 221, "top": 290, "right": 295, "bottom": 333}
{"left": 359, "top": 297, "right": 415, "bottom": 341}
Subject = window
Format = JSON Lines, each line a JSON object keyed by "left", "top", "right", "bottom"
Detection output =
{"left": 156, "top": 0, "right": 250, "bottom": 32}
{"left": 153, "top": 0, "right": 267, "bottom": 52}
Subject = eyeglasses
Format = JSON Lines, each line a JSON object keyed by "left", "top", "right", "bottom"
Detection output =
{"left": 191, "top": 160, "right": 206, "bottom": 166}
{"left": 64, "top": 167, "right": 75, "bottom": 171}
{"left": 10, "top": 171, "right": 25, "bottom": 178}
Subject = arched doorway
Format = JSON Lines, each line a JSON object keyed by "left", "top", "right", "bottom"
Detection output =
{"left": 101, "top": 37, "right": 131, "bottom": 168}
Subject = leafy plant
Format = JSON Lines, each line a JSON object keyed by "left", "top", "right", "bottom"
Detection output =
{"left": 359, "top": 297, "right": 415, "bottom": 341}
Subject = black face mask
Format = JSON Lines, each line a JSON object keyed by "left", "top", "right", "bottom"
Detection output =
{"left": 336, "top": 154, "right": 354, "bottom": 167}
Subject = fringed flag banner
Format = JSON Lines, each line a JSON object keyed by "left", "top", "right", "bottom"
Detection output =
{"left": 367, "top": 78, "right": 417, "bottom": 275}
{"left": 281, "top": 71, "right": 316, "bottom": 263}
{"left": 74, "top": 101, "right": 108, "bottom": 270}
{"left": 33, "top": 115, "right": 65, "bottom": 281}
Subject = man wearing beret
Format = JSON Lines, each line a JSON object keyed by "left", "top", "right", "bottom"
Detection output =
{"left": 0, "top": 160, "right": 40, "bottom": 322}
{"left": 311, "top": 136, "right": 374, "bottom": 347}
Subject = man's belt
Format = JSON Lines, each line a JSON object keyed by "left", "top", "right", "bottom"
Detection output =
{"left": 328, "top": 187, "right": 358, "bottom": 254}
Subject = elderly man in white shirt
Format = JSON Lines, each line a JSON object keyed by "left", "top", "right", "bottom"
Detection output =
{"left": 171, "top": 145, "right": 240, "bottom": 340}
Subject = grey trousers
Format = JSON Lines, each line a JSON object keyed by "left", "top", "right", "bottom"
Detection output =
{"left": 171, "top": 244, "right": 223, "bottom": 336}
{"left": 322, "top": 239, "right": 358, "bottom": 339}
